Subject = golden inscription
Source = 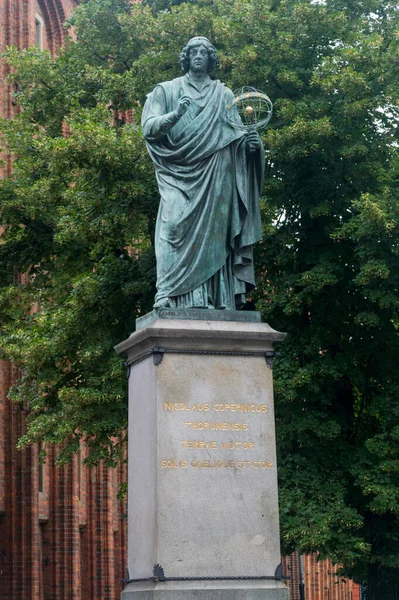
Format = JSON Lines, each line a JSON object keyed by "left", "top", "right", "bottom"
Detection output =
{"left": 237, "top": 461, "right": 272, "bottom": 469}
{"left": 161, "top": 399, "right": 272, "bottom": 472}
{"left": 179, "top": 441, "right": 255, "bottom": 450}
{"left": 164, "top": 402, "right": 209, "bottom": 411}
{"left": 184, "top": 422, "right": 249, "bottom": 431}
{"left": 160, "top": 459, "right": 273, "bottom": 469}
{"left": 213, "top": 404, "right": 267, "bottom": 413}
{"left": 220, "top": 441, "right": 254, "bottom": 450}
{"left": 164, "top": 402, "right": 267, "bottom": 413}
{"left": 180, "top": 441, "right": 217, "bottom": 449}
{"left": 191, "top": 460, "right": 235, "bottom": 468}
{"left": 189, "top": 460, "right": 273, "bottom": 469}
{"left": 161, "top": 460, "right": 187, "bottom": 469}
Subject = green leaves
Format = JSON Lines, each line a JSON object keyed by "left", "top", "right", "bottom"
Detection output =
{"left": 0, "top": 1, "right": 159, "bottom": 467}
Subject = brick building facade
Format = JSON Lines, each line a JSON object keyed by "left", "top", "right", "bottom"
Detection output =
{"left": 0, "top": 1, "right": 360, "bottom": 598}
{"left": 0, "top": 362, "right": 127, "bottom": 599}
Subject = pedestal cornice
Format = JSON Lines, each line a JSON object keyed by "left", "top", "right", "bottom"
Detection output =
{"left": 114, "top": 318, "right": 286, "bottom": 365}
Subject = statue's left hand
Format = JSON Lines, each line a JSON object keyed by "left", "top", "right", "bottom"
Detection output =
{"left": 246, "top": 130, "right": 262, "bottom": 153}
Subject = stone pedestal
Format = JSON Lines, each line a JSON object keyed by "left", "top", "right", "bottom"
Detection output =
{"left": 115, "top": 311, "right": 288, "bottom": 600}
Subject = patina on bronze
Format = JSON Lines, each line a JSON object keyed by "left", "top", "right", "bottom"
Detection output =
{"left": 142, "top": 37, "right": 265, "bottom": 310}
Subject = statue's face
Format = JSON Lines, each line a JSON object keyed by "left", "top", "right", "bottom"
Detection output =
{"left": 189, "top": 44, "right": 209, "bottom": 74}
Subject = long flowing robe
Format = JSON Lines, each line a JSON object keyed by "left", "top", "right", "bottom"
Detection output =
{"left": 142, "top": 74, "right": 264, "bottom": 309}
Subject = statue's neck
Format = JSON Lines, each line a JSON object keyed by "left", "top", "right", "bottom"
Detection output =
{"left": 188, "top": 69, "right": 208, "bottom": 89}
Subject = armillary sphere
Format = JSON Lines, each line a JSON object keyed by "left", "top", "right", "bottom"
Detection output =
{"left": 226, "top": 86, "right": 273, "bottom": 132}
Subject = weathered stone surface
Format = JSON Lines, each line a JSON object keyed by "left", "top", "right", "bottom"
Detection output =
{"left": 116, "top": 318, "right": 288, "bottom": 599}
{"left": 114, "top": 318, "right": 285, "bottom": 363}
{"left": 135, "top": 308, "right": 261, "bottom": 331}
{"left": 121, "top": 580, "right": 289, "bottom": 600}
{"left": 156, "top": 353, "right": 279, "bottom": 577}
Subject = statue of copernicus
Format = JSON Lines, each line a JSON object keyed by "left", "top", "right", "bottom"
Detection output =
{"left": 142, "top": 37, "right": 264, "bottom": 310}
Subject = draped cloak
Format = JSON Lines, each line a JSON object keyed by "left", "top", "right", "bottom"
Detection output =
{"left": 142, "top": 74, "right": 264, "bottom": 309}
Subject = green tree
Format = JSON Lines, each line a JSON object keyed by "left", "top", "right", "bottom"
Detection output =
{"left": 1, "top": 0, "right": 399, "bottom": 595}
{"left": 0, "top": 0, "right": 160, "bottom": 465}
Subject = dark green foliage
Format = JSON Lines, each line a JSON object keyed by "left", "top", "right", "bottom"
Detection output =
{"left": 0, "top": 0, "right": 160, "bottom": 466}
{"left": 1, "top": 0, "right": 399, "bottom": 589}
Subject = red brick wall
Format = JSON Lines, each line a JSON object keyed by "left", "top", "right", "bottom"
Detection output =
{"left": 0, "top": 382, "right": 128, "bottom": 599}
{"left": 0, "top": 2, "right": 127, "bottom": 598}
{"left": 0, "top": 0, "right": 78, "bottom": 178}
{"left": 283, "top": 553, "right": 360, "bottom": 600}
{"left": 0, "top": 1, "right": 361, "bottom": 598}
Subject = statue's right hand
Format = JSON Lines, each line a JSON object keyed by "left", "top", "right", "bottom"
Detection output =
{"left": 176, "top": 95, "right": 191, "bottom": 117}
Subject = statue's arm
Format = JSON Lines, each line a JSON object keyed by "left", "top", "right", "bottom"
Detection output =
{"left": 142, "top": 85, "right": 181, "bottom": 140}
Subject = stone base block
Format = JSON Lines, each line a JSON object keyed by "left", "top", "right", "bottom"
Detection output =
{"left": 121, "top": 580, "right": 289, "bottom": 600}
{"left": 117, "top": 317, "right": 288, "bottom": 600}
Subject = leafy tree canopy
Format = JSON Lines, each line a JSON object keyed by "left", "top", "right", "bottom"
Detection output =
{"left": 1, "top": 0, "right": 399, "bottom": 591}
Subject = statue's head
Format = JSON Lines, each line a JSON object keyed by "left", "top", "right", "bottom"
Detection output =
{"left": 180, "top": 37, "right": 219, "bottom": 73}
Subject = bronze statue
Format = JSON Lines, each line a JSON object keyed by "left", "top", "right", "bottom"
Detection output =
{"left": 142, "top": 37, "right": 264, "bottom": 310}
